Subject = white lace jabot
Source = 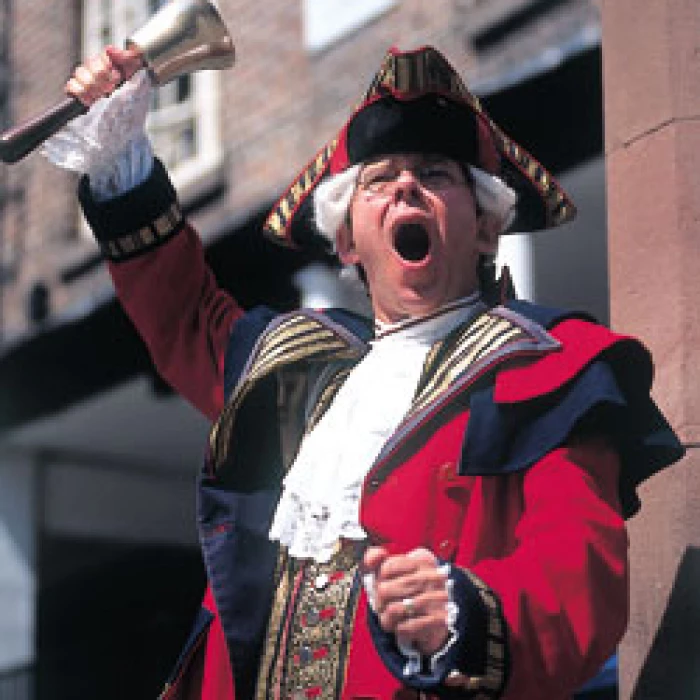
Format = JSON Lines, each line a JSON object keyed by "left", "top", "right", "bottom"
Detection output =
{"left": 268, "top": 294, "right": 484, "bottom": 562}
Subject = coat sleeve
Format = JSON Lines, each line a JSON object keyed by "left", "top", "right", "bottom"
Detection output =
{"left": 78, "top": 159, "right": 245, "bottom": 420}
{"left": 466, "top": 436, "right": 628, "bottom": 699}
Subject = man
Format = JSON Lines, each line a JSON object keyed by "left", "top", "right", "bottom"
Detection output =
{"left": 48, "top": 44, "right": 682, "bottom": 699}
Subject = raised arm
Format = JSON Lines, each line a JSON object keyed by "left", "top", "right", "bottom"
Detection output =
{"left": 79, "top": 161, "right": 244, "bottom": 420}
{"left": 52, "top": 46, "right": 245, "bottom": 419}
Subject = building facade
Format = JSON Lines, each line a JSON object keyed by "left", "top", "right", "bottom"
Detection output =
{"left": 0, "top": 1, "right": 613, "bottom": 698}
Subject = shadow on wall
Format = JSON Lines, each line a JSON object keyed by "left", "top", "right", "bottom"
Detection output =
{"left": 632, "top": 546, "right": 700, "bottom": 699}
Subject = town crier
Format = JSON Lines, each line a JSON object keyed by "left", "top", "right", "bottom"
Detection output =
{"left": 44, "top": 43, "right": 683, "bottom": 700}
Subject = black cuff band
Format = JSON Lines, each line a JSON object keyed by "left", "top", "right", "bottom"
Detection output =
{"left": 78, "top": 158, "right": 183, "bottom": 262}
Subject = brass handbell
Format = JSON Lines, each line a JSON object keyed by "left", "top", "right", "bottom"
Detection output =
{"left": 128, "top": 0, "right": 234, "bottom": 86}
{"left": 0, "top": 0, "right": 235, "bottom": 164}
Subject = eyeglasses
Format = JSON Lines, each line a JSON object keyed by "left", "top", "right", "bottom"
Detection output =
{"left": 356, "top": 157, "right": 467, "bottom": 196}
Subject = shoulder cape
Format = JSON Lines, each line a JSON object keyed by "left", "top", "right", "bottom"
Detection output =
{"left": 462, "top": 300, "right": 684, "bottom": 517}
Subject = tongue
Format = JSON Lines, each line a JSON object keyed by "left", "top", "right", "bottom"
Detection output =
{"left": 394, "top": 223, "right": 431, "bottom": 262}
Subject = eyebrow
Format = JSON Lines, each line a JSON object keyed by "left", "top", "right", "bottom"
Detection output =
{"left": 362, "top": 154, "right": 455, "bottom": 171}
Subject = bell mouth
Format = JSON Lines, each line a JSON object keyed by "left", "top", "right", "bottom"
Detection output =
{"left": 393, "top": 223, "right": 432, "bottom": 262}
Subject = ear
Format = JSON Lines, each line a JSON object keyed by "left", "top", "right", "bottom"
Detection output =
{"left": 335, "top": 222, "right": 360, "bottom": 266}
{"left": 475, "top": 214, "right": 501, "bottom": 256}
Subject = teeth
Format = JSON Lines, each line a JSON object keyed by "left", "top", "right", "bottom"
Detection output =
{"left": 394, "top": 223, "right": 431, "bottom": 262}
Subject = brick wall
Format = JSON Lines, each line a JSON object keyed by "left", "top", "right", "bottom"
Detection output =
{"left": 3, "top": 0, "right": 95, "bottom": 337}
{"left": 0, "top": 0, "right": 599, "bottom": 339}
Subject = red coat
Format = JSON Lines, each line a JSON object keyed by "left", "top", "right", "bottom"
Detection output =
{"left": 78, "top": 164, "right": 681, "bottom": 700}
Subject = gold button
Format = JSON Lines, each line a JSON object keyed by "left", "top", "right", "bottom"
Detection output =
{"left": 365, "top": 477, "right": 382, "bottom": 494}
{"left": 439, "top": 462, "right": 456, "bottom": 481}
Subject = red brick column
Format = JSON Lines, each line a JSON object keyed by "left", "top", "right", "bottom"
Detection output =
{"left": 601, "top": 0, "right": 700, "bottom": 695}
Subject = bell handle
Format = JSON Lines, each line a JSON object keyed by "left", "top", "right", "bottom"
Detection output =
{"left": 0, "top": 97, "right": 88, "bottom": 165}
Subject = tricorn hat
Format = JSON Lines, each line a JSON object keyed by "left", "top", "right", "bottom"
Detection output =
{"left": 263, "top": 45, "right": 576, "bottom": 248}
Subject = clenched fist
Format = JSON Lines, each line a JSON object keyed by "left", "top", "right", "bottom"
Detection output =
{"left": 363, "top": 546, "right": 451, "bottom": 657}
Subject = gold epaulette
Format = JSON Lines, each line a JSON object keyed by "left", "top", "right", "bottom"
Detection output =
{"left": 209, "top": 310, "right": 368, "bottom": 472}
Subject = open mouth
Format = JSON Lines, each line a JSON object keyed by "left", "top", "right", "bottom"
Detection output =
{"left": 393, "top": 223, "right": 432, "bottom": 262}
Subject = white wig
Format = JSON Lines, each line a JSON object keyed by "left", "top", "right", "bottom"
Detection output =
{"left": 313, "top": 163, "right": 517, "bottom": 249}
{"left": 313, "top": 165, "right": 361, "bottom": 249}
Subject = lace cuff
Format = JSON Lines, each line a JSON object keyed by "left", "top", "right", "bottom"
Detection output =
{"left": 41, "top": 70, "right": 155, "bottom": 201}
{"left": 397, "top": 563, "right": 459, "bottom": 676}
{"left": 363, "top": 561, "right": 458, "bottom": 676}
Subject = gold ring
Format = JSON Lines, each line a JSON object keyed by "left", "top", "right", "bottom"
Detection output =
{"left": 402, "top": 597, "right": 416, "bottom": 619}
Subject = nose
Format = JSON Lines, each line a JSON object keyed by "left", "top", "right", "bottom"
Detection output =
{"left": 391, "top": 168, "right": 423, "bottom": 202}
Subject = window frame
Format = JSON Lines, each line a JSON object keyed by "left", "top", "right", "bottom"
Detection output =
{"left": 302, "top": 0, "right": 398, "bottom": 53}
{"left": 81, "top": 0, "right": 225, "bottom": 195}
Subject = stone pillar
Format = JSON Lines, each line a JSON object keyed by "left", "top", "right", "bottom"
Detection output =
{"left": 601, "top": 0, "right": 700, "bottom": 696}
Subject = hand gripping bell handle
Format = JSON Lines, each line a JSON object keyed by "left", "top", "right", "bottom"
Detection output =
{"left": 0, "top": 0, "right": 234, "bottom": 165}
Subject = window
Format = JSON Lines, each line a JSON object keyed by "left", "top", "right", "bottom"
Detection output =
{"left": 302, "top": 0, "right": 398, "bottom": 53}
{"left": 82, "top": 0, "right": 225, "bottom": 193}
